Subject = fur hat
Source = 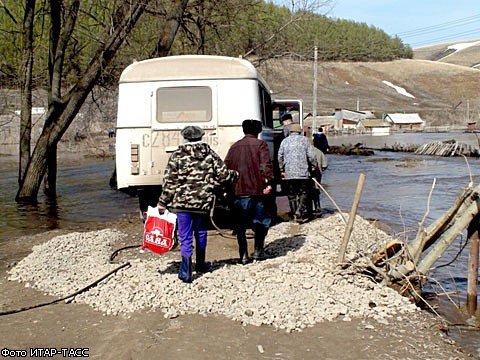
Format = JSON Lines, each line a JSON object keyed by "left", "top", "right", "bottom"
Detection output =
{"left": 290, "top": 123, "right": 302, "bottom": 133}
{"left": 181, "top": 126, "right": 205, "bottom": 141}
{"left": 242, "top": 119, "right": 262, "bottom": 135}
{"left": 281, "top": 113, "right": 293, "bottom": 123}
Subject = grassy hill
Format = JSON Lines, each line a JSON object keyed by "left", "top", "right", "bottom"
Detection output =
{"left": 413, "top": 39, "right": 480, "bottom": 68}
{"left": 259, "top": 56, "right": 480, "bottom": 126}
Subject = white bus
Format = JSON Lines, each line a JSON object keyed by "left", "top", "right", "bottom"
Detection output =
{"left": 115, "top": 55, "right": 303, "bottom": 212}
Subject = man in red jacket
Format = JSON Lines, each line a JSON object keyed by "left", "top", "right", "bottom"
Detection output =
{"left": 225, "top": 119, "right": 275, "bottom": 264}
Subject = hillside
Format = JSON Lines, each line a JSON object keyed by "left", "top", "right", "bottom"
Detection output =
{"left": 413, "top": 39, "right": 480, "bottom": 68}
{"left": 259, "top": 58, "right": 480, "bottom": 126}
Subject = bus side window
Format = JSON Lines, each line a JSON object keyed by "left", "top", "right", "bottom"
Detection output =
{"left": 259, "top": 85, "right": 273, "bottom": 129}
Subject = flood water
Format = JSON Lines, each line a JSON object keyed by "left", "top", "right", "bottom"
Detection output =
{"left": 0, "top": 132, "right": 479, "bottom": 354}
{"left": 0, "top": 158, "right": 138, "bottom": 243}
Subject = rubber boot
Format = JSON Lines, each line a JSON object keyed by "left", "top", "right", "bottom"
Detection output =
{"left": 195, "top": 247, "right": 211, "bottom": 273}
{"left": 178, "top": 256, "right": 192, "bottom": 283}
{"left": 288, "top": 197, "right": 298, "bottom": 217}
{"left": 237, "top": 232, "right": 249, "bottom": 265}
{"left": 253, "top": 228, "right": 266, "bottom": 261}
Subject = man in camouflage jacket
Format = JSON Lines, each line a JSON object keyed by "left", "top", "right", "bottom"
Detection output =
{"left": 158, "top": 126, "right": 238, "bottom": 283}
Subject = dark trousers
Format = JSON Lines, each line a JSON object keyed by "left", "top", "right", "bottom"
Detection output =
{"left": 231, "top": 196, "right": 271, "bottom": 262}
{"left": 284, "top": 179, "right": 313, "bottom": 219}
{"left": 232, "top": 196, "right": 271, "bottom": 236}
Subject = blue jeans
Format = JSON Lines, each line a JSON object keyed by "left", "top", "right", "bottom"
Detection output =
{"left": 232, "top": 197, "right": 271, "bottom": 236}
{"left": 176, "top": 212, "right": 208, "bottom": 257}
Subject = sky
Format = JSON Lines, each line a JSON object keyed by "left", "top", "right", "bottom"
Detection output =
{"left": 327, "top": 0, "right": 480, "bottom": 48}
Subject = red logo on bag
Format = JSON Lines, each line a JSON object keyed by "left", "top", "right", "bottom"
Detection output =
{"left": 142, "top": 214, "right": 175, "bottom": 254}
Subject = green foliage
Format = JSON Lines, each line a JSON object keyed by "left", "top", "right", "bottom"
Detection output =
{"left": 0, "top": 0, "right": 413, "bottom": 86}
{"left": 166, "top": 1, "right": 412, "bottom": 62}
{"left": 0, "top": 2, "right": 23, "bottom": 81}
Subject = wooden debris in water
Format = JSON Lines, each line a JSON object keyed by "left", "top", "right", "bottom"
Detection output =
{"left": 367, "top": 180, "right": 480, "bottom": 307}
{"left": 414, "top": 140, "right": 480, "bottom": 157}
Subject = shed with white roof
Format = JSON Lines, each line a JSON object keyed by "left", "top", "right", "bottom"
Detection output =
{"left": 384, "top": 113, "right": 425, "bottom": 130}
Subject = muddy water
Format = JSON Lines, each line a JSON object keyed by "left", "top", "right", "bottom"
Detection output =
{"left": 0, "top": 132, "right": 479, "bottom": 354}
{"left": 0, "top": 158, "right": 138, "bottom": 242}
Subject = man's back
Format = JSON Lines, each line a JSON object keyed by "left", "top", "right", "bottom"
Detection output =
{"left": 313, "top": 132, "right": 329, "bottom": 153}
{"left": 225, "top": 134, "right": 273, "bottom": 196}
{"left": 278, "top": 134, "right": 318, "bottom": 180}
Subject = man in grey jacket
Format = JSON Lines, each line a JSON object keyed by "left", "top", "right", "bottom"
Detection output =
{"left": 278, "top": 123, "right": 319, "bottom": 223}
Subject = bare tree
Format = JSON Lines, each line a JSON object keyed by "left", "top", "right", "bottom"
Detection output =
{"left": 15, "top": 0, "right": 188, "bottom": 202}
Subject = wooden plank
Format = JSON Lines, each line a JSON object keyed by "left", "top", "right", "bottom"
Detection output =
{"left": 338, "top": 173, "right": 366, "bottom": 264}
{"left": 467, "top": 215, "right": 479, "bottom": 315}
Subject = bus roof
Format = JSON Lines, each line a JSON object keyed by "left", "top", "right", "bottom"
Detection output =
{"left": 119, "top": 55, "right": 268, "bottom": 85}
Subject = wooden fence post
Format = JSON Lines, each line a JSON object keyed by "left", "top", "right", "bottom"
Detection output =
{"left": 338, "top": 173, "right": 366, "bottom": 264}
{"left": 466, "top": 214, "right": 479, "bottom": 316}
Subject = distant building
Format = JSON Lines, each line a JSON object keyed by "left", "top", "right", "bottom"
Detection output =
{"left": 303, "top": 114, "right": 337, "bottom": 133}
{"left": 356, "top": 119, "right": 391, "bottom": 135}
{"left": 334, "top": 108, "right": 374, "bottom": 129}
{"left": 384, "top": 113, "right": 425, "bottom": 130}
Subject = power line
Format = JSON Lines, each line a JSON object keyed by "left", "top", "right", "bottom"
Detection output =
{"left": 392, "top": 13, "right": 480, "bottom": 47}
{"left": 401, "top": 18, "right": 480, "bottom": 38}
{"left": 397, "top": 13, "right": 480, "bottom": 37}
{"left": 412, "top": 28, "right": 480, "bottom": 48}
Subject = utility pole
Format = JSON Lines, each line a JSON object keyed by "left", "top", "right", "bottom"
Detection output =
{"left": 312, "top": 46, "right": 318, "bottom": 134}
{"left": 467, "top": 99, "right": 470, "bottom": 123}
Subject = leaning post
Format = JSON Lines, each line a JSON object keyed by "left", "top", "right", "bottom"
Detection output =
{"left": 338, "top": 173, "right": 366, "bottom": 264}
{"left": 466, "top": 214, "right": 479, "bottom": 315}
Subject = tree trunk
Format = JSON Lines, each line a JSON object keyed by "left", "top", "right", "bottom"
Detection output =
{"left": 150, "top": 0, "right": 189, "bottom": 57}
{"left": 18, "top": 0, "right": 36, "bottom": 184}
{"left": 16, "top": 131, "right": 51, "bottom": 202}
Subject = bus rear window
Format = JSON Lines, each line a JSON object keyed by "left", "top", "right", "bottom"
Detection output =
{"left": 156, "top": 86, "right": 212, "bottom": 123}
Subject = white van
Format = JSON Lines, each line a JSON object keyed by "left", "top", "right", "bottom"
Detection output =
{"left": 115, "top": 55, "right": 302, "bottom": 212}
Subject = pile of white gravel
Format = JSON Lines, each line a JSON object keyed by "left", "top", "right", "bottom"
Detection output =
{"left": 8, "top": 213, "right": 419, "bottom": 332}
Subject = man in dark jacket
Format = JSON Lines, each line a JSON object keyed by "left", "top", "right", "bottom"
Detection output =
{"left": 158, "top": 126, "right": 238, "bottom": 283}
{"left": 313, "top": 127, "right": 329, "bottom": 153}
{"left": 225, "top": 120, "right": 274, "bottom": 264}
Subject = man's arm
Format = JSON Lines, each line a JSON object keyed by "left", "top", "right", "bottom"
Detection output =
{"left": 259, "top": 141, "right": 274, "bottom": 183}
{"left": 158, "top": 154, "right": 178, "bottom": 208}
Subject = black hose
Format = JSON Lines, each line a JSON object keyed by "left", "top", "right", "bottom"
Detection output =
{"left": 0, "top": 262, "right": 130, "bottom": 316}
{"left": 209, "top": 195, "right": 253, "bottom": 239}
{"left": 110, "top": 244, "right": 141, "bottom": 262}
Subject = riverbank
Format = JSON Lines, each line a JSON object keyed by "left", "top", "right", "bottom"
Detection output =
{"left": 0, "top": 213, "right": 472, "bottom": 359}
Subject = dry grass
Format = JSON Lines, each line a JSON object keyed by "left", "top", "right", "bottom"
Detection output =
{"left": 414, "top": 38, "right": 480, "bottom": 67}
{"left": 259, "top": 57, "right": 480, "bottom": 125}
